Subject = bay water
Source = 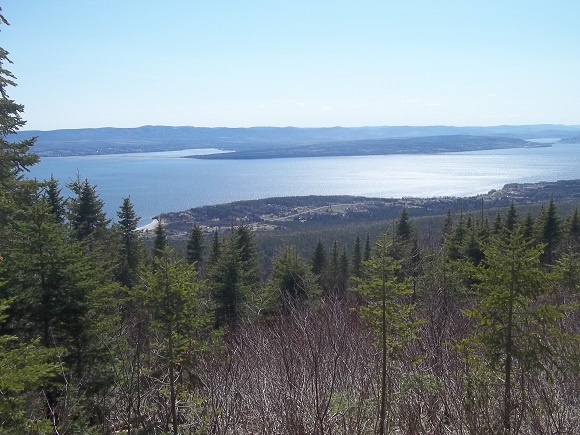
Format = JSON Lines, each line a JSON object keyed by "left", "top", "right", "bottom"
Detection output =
{"left": 27, "top": 143, "right": 580, "bottom": 226}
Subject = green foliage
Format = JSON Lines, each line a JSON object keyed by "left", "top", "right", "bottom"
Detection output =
{"left": 6, "top": 198, "right": 95, "bottom": 365}
{"left": 210, "top": 226, "right": 260, "bottom": 328}
{"left": 459, "top": 229, "right": 573, "bottom": 432}
{"left": 264, "top": 245, "right": 320, "bottom": 313}
{"left": 444, "top": 212, "right": 467, "bottom": 261}
{"left": 153, "top": 220, "right": 169, "bottom": 258}
{"left": 139, "top": 251, "right": 211, "bottom": 339}
{"left": 356, "top": 237, "right": 419, "bottom": 353}
{"left": 186, "top": 223, "right": 205, "bottom": 268}
{"left": 505, "top": 201, "right": 517, "bottom": 232}
{"left": 0, "top": 297, "right": 59, "bottom": 433}
{"left": 352, "top": 235, "right": 363, "bottom": 278}
{"left": 134, "top": 249, "right": 213, "bottom": 433}
{"left": 0, "top": 21, "right": 38, "bottom": 251}
{"left": 534, "top": 199, "right": 561, "bottom": 263}
{"left": 396, "top": 206, "right": 412, "bottom": 242}
{"left": 311, "top": 238, "right": 327, "bottom": 277}
{"left": 364, "top": 232, "right": 372, "bottom": 261}
{"left": 67, "top": 175, "right": 109, "bottom": 244}
{"left": 355, "top": 235, "right": 422, "bottom": 434}
{"left": 208, "top": 228, "right": 220, "bottom": 264}
{"left": 338, "top": 244, "right": 349, "bottom": 293}
{"left": 45, "top": 176, "right": 65, "bottom": 224}
{"left": 115, "top": 196, "right": 142, "bottom": 287}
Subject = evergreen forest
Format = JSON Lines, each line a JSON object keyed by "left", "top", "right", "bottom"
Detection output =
{"left": 2, "top": 10, "right": 580, "bottom": 435}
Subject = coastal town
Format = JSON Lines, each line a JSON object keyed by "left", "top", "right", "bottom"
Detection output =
{"left": 151, "top": 179, "right": 580, "bottom": 237}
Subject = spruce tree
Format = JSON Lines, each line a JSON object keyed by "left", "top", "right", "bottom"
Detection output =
{"left": 364, "top": 232, "right": 372, "bottom": 261}
{"left": 311, "top": 238, "right": 327, "bottom": 277}
{"left": 0, "top": 14, "right": 60, "bottom": 429}
{"left": 396, "top": 206, "right": 412, "bottom": 242}
{"left": 211, "top": 234, "right": 244, "bottom": 328}
{"left": 153, "top": 220, "right": 168, "bottom": 258}
{"left": 0, "top": 17, "right": 39, "bottom": 251}
{"left": 235, "top": 224, "right": 260, "bottom": 290}
{"left": 460, "top": 229, "right": 568, "bottom": 433}
{"left": 522, "top": 210, "right": 535, "bottom": 240}
{"left": 67, "top": 176, "right": 108, "bottom": 245}
{"left": 352, "top": 235, "right": 363, "bottom": 279}
{"left": 211, "top": 226, "right": 260, "bottom": 328}
{"left": 327, "top": 240, "right": 340, "bottom": 293}
{"left": 266, "top": 245, "right": 319, "bottom": 312}
{"left": 0, "top": 296, "right": 59, "bottom": 432}
{"left": 441, "top": 210, "right": 453, "bottom": 243}
{"left": 136, "top": 249, "right": 211, "bottom": 434}
{"left": 540, "top": 199, "right": 561, "bottom": 264}
{"left": 115, "top": 197, "right": 142, "bottom": 287}
{"left": 492, "top": 211, "right": 502, "bottom": 235}
{"left": 464, "top": 223, "right": 484, "bottom": 266}
{"left": 505, "top": 201, "right": 517, "bottom": 232}
{"left": 338, "top": 244, "right": 349, "bottom": 293}
{"left": 445, "top": 212, "right": 466, "bottom": 261}
{"left": 209, "top": 229, "right": 221, "bottom": 265}
{"left": 566, "top": 207, "right": 580, "bottom": 252}
{"left": 356, "top": 235, "right": 420, "bottom": 434}
{"left": 45, "top": 176, "right": 65, "bottom": 224}
{"left": 4, "top": 196, "right": 109, "bottom": 427}
{"left": 186, "top": 223, "right": 205, "bottom": 268}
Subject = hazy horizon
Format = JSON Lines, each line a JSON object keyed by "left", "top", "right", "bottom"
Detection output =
{"left": 19, "top": 122, "right": 580, "bottom": 134}
{"left": 4, "top": 1, "right": 580, "bottom": 131}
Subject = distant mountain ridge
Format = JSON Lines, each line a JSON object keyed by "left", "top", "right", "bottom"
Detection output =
{"left": 14, "top": 124, "right": 580, "bottom": 157}
{"left": 191, "top": 135, "right": 537, "bottom": 159}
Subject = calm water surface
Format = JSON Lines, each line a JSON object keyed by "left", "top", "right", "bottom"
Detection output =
{"left": 28, "top": 144, "right": 580, "bottom": 226}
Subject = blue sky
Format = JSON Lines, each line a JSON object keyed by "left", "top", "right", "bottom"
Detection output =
{"left": 2, "top": 1, "right": 579, "bottom": 130}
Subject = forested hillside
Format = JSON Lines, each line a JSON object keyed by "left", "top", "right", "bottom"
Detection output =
{"left": 2, "top": 13, "right": 580, "bottom": 435}
{"left": 15, "top": 123, "right": 580, "bottom": 158}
